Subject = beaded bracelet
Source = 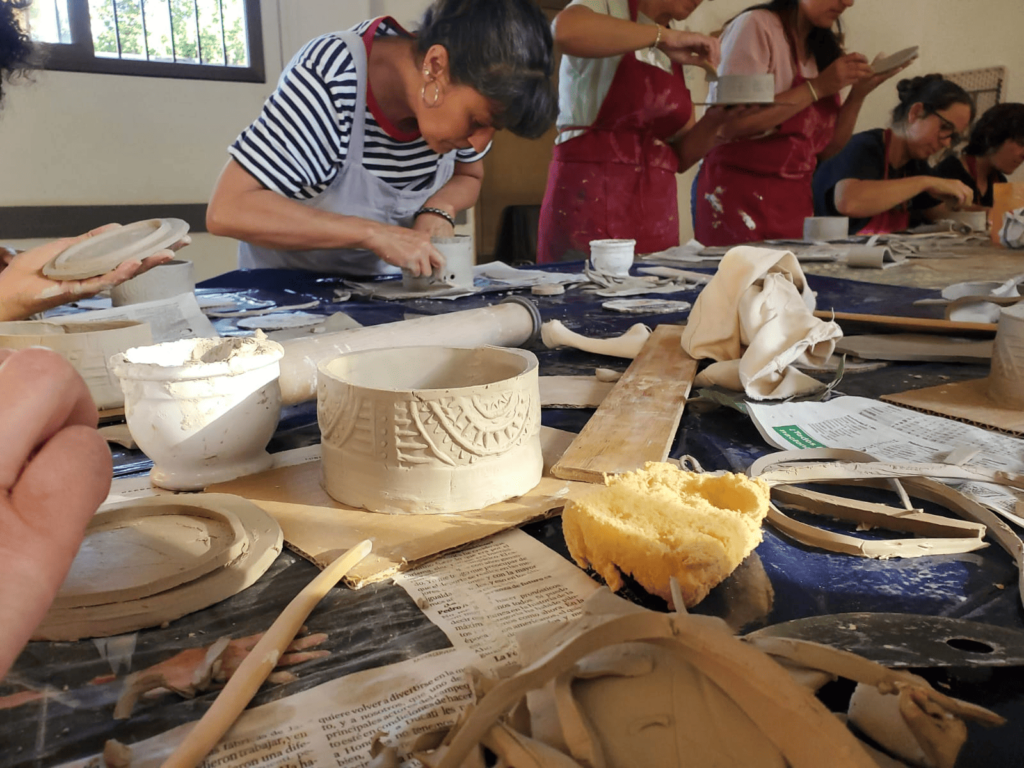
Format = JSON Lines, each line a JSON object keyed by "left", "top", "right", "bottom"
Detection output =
{"left": 649, "top": 25, "right": 663, "bottom": 53}
{"left": 415, "top": 207, "right": 456, "bottom": 228}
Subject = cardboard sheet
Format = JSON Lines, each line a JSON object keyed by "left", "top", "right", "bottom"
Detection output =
{"left": 207, "top": 427, "right": 584, "bottom": 587}
{"left": 882, "top": 378, "right": 1024, "bottom": 438}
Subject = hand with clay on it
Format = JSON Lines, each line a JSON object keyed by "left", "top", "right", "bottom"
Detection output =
{"left": 0, "top": 223, "right": 190, "bottom": 322}
{"left": 363, "top": 220, "right": 446, "bottom": 277}
{"left": 0, "top": 348, "right": 111, "bottom": 681}
{"left": 113, "top": 630, "right": 331, "bottom": 718}
{"left": 809, "top": 52, "right": 875, "bottom": 100}
{"left": 925, "top": 177, "right": 974, "bottom": 210}
{"left": 848, "top": 55, "right": 915, "bottom": 101}
{"left": 658, "top": 28, "right": 720, "bottom": 70}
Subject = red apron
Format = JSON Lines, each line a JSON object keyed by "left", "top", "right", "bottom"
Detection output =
{"left": 858, "top": 129, "right": 910, "bottom": 235}
{"left": 536, "top": 0, "right": 693, "bottom": 263}
{"left": 694, "top": 38, "right": 841, "bottom": 246}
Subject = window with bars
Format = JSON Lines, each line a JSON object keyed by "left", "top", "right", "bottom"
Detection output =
{"left": 25, "top": 0, "right": 264, "bottom": 82}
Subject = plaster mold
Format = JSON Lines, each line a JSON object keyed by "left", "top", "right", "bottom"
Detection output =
{"left": 110, "top": 258, "right": 195, "bottom": 306}
{"left": 317, "top": 345, "right": 543, "bottom": 514}
{"left": 0, "top": 318, "right": 151, "bottom": 409}
{"left": 111, "top": 335, "right": 285, "bottom": 490}
{"left": 34, "top": 494, "right": 283, "bottom": 641}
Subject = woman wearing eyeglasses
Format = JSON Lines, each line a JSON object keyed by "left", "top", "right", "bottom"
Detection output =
{"left": 931, "top": 102, "right": 1024, "bottom": 208}
{"left": 812, "top": 74, "right": 975, "bottom": 235}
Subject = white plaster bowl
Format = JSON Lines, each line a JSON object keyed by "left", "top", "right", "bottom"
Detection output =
{"left": 110, "top": 258, "right": 195, "bottom": 306}
{"left": 317, "top": 345, "right": 543, "bottom": 514}
{"left": 111, "top": 335, "right": 285, "bottom": 491}
{"left": 590, "top": 239, "right": 635, "bottom": 276}
{"left": 0, "top": 319, "right": 152, "bottom": 410}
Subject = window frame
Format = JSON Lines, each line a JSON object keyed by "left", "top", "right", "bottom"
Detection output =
{"left": 34, "top": 0, "right": 265, "bottom": 83}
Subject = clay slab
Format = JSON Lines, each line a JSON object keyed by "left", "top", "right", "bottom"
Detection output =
{"left": 872, "top": 46, "right": 919, "bottom": 74}
{"left": 43, "top": 218, "right": 190, "bottom": 280}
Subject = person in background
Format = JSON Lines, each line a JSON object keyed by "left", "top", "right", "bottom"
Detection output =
{"left": 207, "top": 0, "right": 556, "bottom": 277}
{"left": 0, "top": 347, "right": 112, "bottom": 679}
{"left": 813, "top": 74, "right": 975, "bottom": 235}
{"left": 536, "top": 0, "right": 730, "bottom": 263}
{"left": 932, "top": 101, "right": 1024, "bottom": 208}
{"left": 693, "top": 0, "right": 901, "bottom": 246}
{"left": 0, "top": 1, "right": 179, "bottom": 321}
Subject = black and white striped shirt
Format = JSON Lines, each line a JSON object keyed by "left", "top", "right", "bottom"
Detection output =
{"left": 229, "top": 18, "right": 489, "bottom": 200}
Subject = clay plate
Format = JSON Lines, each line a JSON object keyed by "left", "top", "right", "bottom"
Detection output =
{"left": 872, "top": 47, "right": 919, "bottom": 74}
{"left": 43, "top": 218, "right": 190, "bottom": 280}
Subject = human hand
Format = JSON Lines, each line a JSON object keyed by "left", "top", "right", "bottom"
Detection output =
{"left": 364, "top": 222, "right": 446, "bottom": 277}
{"left": 0, "top": 348, "right": 110, "bottom": 679}
{"left": 0, "top": 224, "right": 189, "bottom": 321}
{"left": 702, "top": 104, "right": 774, "bottom": 142}
{"left": 412, "top": 210, "right": 456, "bottom": 239}
{"left": 659, "top": 28, "right": 720, "bottom": 70}
{"left": 926, "top": 178, "right": 973, "bottom": 209}
{"left": 850, "top": 56, "right": 914, "bottom": 99}
{"left": 812, "top": 53, "right": 874, "bottom": 98}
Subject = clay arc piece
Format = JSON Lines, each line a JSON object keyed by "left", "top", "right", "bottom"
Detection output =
{"left": 34, "top": 494, "right": 283, "bottom": 641}
{"left": 43, "top": 218, "right": 190, "bottom": 280}
{"left": 318, "top": 345, "right": 543, "bottom": 514}
{"left": 0, "top": 318, "right": 152, "bottom": 410}
{"left": 51, "top": 502, "right": 250, "bottom": 610}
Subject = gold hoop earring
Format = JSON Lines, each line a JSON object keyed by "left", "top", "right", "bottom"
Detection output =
{"left": 421, "top": 80, "right": 442, "bottom": 108}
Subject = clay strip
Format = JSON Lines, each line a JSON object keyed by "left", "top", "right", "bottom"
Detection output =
{"left": 161, "top": 539, "right": 372, "bottom": 768}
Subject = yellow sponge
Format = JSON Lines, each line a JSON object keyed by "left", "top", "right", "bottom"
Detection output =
{"left": 562, "top": 462, "right": 770, "bottom": 607}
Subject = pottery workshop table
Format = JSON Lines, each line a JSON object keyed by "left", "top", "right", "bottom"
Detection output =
{"left": 4, "top": 258, "right": 1024, "bottom": 767}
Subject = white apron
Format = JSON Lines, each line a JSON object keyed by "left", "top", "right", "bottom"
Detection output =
{"left": 238, "top": 27, "right": 457, "bottom": 276}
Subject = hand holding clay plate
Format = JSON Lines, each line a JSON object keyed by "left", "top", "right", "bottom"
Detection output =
{"left": 871, "top": 46, "right": 919, "bottom": 74}
{"left": 43, "top": 218, "right": 191, "bottom": 280}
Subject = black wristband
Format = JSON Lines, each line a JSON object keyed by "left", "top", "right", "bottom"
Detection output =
{"left": 415, "top": 206, "right": 456, "bottom": 228}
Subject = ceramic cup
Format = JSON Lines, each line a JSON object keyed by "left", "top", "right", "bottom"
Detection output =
{"left": 803, "top": 216, "right": 849, "bottom": 242}
{"left": 401, "top": 235, "right": 475, "bottom": 292}
{"left": 590, "top": 239, "right": 635, "bottom": 276}
{"left": 111, "top": 258, "right": 195, "bottom": 306}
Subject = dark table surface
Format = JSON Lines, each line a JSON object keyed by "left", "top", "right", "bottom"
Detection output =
{"left": 4, "top": 262, "right": 1023, "bottom": 767}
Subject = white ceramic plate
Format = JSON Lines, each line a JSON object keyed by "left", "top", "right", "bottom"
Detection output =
{"left": 872, "top": 47, "right": 919, "bottom": 74}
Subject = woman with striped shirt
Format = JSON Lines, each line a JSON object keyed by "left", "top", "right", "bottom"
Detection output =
{"left": 207, "top": 0, "right": 556, "bottom": 277}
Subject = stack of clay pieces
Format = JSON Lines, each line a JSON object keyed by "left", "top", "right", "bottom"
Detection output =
{"left": 34, "top": 494, "right": 283, "bottom": 641}
{"left": 0, "top": 319, "right": 151, "bottom": 409}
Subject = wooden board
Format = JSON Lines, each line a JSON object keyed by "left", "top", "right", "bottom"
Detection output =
{"left": 550, "top": 324, "right": 697, "bottom": 484}
{"left": 814, "top": 310, "right": 996, "bottom": 336}
{"left": 834, "top": 334, "right": 993, "bottom": 363}
{"left": 882, "top": 378, "right": 1024, "bottom": 438}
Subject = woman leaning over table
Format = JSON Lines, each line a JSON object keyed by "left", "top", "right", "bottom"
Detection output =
{"left": 812, "top": 74, "right": 975, "bottom": 236}
{"left": 536, "top": 0, "right": 729, "bottom": 263}
{"left": 931, "top": 102, "right": 1024, "bottom": 209}
{"left": 206, "top": 0, "right": 556, "bottom": 277}
{"left": 694, "top": 0, "right": 901, "bottom": 246}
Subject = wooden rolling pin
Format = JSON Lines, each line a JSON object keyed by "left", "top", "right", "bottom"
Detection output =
{"left": 814, "top": 310, "right": 997, "bottom": 336}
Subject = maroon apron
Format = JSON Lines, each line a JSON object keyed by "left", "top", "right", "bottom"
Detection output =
{"left": 537, "top": 0, "right": 693, "bottom": 263}
{"left": 694, "top": 36, "right": 841, "bottom": 246}
{"left": 858, "top": 129, "right": 910, "bottom": 235}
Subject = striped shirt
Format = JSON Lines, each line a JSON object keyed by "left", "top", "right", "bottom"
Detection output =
{"left": 229, "top": 18, "right": 489, "bottom": 200}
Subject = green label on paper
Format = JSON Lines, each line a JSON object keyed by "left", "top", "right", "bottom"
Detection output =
{"left": 773, "top": 426, "right": 825, "bottom": 449}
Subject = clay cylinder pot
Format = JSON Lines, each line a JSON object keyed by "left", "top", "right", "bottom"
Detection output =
{"left": 989, "top": 302, "right": 1024, "bottom": 409}
{"left": 0, "top": 319, "right": 151, "bottom": 409}
{"left": 110, "top": 259, "right": 195, "bottom": 306}
{"left": 317, "top": 345, "right": 543, "bottom": 514}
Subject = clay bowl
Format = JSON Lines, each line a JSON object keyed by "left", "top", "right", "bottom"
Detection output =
{"left": 0, "top": 319, "right": 152, "bottom": 409}
{"left": 110, "top": 258, "right": 195, "bottom": 306}
{"left": 111, "top": 336, "right": 285, "bottom": 490}
{"left": 317, "top": 345, "right": 543, "bottom": 514}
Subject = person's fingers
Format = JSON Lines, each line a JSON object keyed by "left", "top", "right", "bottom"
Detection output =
{"left": 0, "top": 349, "right": 99, "bottom": 491}
{"left": 428, "top": 245, "right": 446, "bottom": 274}
{"left": 285, "top": 632, "right": 329, "bottom": 652}
{"left": 85, "top": 222, "right": 123, "bottom": 237}
{"left": 167, "top": 235, "right": 192, "bottom": 253}
{"left": 277, "top": 650, "right": 330, "bottom": 666}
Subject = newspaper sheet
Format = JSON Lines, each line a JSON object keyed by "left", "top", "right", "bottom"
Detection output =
{"left": 59, "top": 530, "right": 597, "bottom": 768}
{"left": 747, "top": 395, "right": 1024, "bottom": 526}
{"left": 59, "top": 292, "right": 217, "bottom": 342}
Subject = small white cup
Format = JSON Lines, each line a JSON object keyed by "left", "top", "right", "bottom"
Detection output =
{"left": 111, "top": 259, "right": 194, "bottom": 306}
{"left": 589, "top": 239, "right": 635, "bottom": 276}
{"left": 401, "top": 235, "right": 475, "bottom": 291}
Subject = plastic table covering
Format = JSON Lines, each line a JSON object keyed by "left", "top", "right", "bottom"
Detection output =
{"left": 3, "top": 262, "right": 1022, "bottom": 767}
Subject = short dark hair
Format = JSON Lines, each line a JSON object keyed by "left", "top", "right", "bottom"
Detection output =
{"left": 417, "top": 0, "right": 556, "bottom": 140}
{"left": 892, "top": 73, "right": 975, "bottom": 126}
{"left": 1, "top": 0, "right": 33, "bottom": 109}
{"left": 964, "top": 102, "right": 1024, "bottom": 156}
{"left": 729, "top": 0, "right": 844, "bottom": 72}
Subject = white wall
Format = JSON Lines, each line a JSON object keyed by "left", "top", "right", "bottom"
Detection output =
{"left": 676, "top": 0, "right": 1024, "bottom": 242}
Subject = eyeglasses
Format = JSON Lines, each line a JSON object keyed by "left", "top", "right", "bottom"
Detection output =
{"left": 929, "top": 110, "right": 964, "bottom": 145}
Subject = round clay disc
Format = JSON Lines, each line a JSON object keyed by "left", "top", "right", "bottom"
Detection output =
{"left": 602, "top": 299, "right": 692, "bottom": 315}
{"left": 43, "top": 218, "right": 191, "bottom": 280}
{"left": 237, "top": 311, "right": 325, "bottom": 330}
